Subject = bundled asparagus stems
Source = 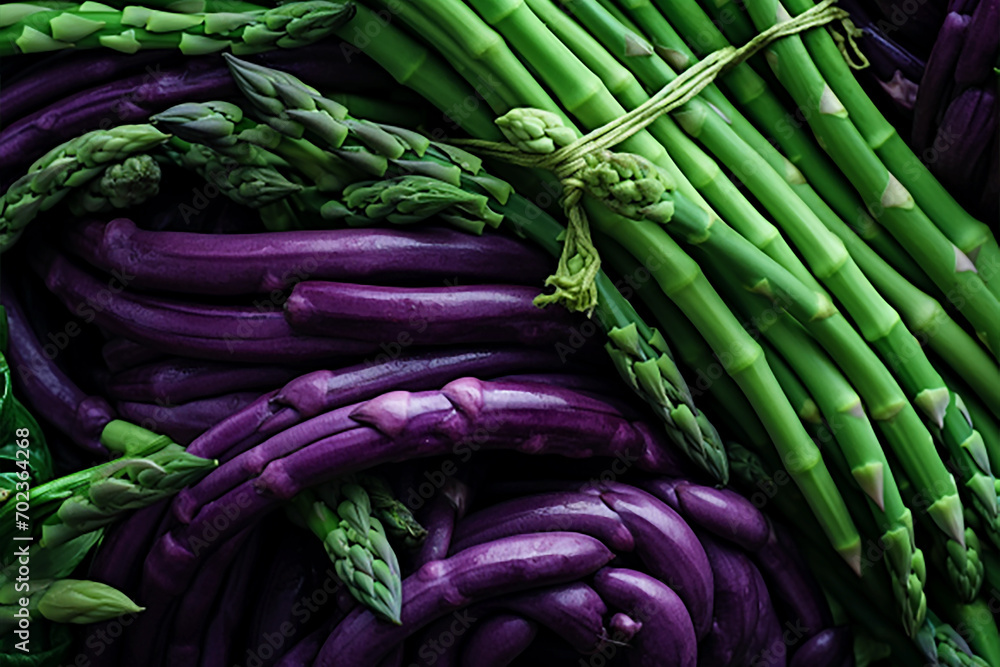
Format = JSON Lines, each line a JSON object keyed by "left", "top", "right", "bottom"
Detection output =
{"left": 0, "top": 0, "right": 997, "bottom": 661}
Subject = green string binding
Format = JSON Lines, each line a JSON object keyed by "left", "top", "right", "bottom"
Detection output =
{"left": 457, "top": 0, "right": 865, "bottom": 314}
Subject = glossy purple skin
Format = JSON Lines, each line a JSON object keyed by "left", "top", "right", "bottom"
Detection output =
{"left": 592, "top": 568, "right": 697, "bottom": 667}
{"left": 414, "top": 477, "right": 471, "bottom": 569}
{"left": 116, "top": 391, "right": 260, "bottom": 445}
{"left": 493, "top": 583, "right": 607, "bottom": 653}
{"left": 146, "top": 380, "right": 672, "bottom": 597}
{"left": 102, "top": 337, "right": 165, "bottom": 374}
{"left": 285, "top": 281, "right": 577, "bottom": 346}
{"left": 182, "top": 348, "right": 567, "bottom": 460}
{"left": 913, "top": 13, "right": 970, "bottom": 151}
{"left": 37, "top": 249, "right": 375, "bottom": 362}
{"left": 752, "top": 520, "right": 830, "bottom": 642}
{"left": 106, "top": 357, "right": 301, "bottom": 404}
{"left": 315, "top": 533, "right": 615, "bottom": 666}
{"left": 252, "top": 379, "right": 675, "bottom": 499}
{"left": 674, "top": 481, "right": 770, "bottom": 551}
{"left": 1, "top": 280, "right": 113, "bottom": 455}
{"left": 460, "top": 614, "right": 537, "bottom": 667}
{"left": 65, "top": 219, "right": 552, "bottom": 295}
{"left": 610, "top": 612, "right": 643, "bottom": 641}
{"left": 695, "top": 536, "right": 760, "bottom": 667}
{"left": 954, "top": 0, "right": 999, "bottom": 86}
{"left": 0, "top": 50, "right": 166, "bottom": 126}
{"left": 449, "top": 492, "right": 635, "bottom": 554}
{"left": 0, "top": 43, "right": 391, "bottom": 173}
{"left": 580, "top": 483, "right": 714, "bottom": 640}
{"left": 789, "top": 627, "right": 853, "bottom": 667}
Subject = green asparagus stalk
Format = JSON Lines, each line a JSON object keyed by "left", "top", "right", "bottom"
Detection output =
{"left": 290, "top": 485, "right": 402, "bottom": 624}
{"left": 157, "top": 137, "right": 304, "bottom": 208}
{"left": 585, "top": 209, "right": 864, "bottom": 566}
{"left": 142, "top": 60, "right": 730, "bottom": 478}
{"left": 781, "top": 0, "right": 1000, "bottom": 298}
{"left": 0, "top": 1, "right": 355, "bottom": 56}
{"left": 334, "top": 4, "right": 501, "bottom": 140}
{"left": 0, "top": 124, "right": 169, "bottom": 251}
{"left": 743, "top": 303, "right": 927, "bottom": 633}
{"left": 66, "top": 154, "right": 161, "bottom": 215}
{"left": 930, "top": 613, "right": 992, "bottom": 667}
{"left": 354, "top": 474, "right": 427, "bottom": 547}
{"left": 643, "top": 0, "right": 933, "bottom": 293}
{"left": 507, "top": 108, "right": 963, "bottom": 552}
{"left": 545, "top": 0, "right": 998, "bottom": 539}
{"left": 741, "top": 0, "right": 1000, "bottom": 355}
{"left": 0, "top": 421, "right": 215, "bottom": 550}
{"left": 153, "top": 100, "right": 353, "bottom": 191}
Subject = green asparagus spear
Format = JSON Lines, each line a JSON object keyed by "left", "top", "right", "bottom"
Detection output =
{"left": 0, "top": 0, "right": 355, "bottom": 55}
{"left": 0, "top": 124, "right": 169, "bottom": 251}
{"left": 67, "top": 154, "right": 161, "bottom": 215}
{"left": 291, "top": 484, "right": 402, "bottom": 624}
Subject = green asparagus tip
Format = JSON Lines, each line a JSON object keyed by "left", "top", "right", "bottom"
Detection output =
{"left": 36, "top": 579, "right": 144, "bottom": 624}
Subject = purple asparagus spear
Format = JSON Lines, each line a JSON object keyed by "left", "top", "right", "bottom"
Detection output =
{"left": 65, "top": 219, "right": 552, "bottom": 295}
{"left": 913, "top": 13, "right": 971, "bottom": 152}
{"left": 102, "top": 337, "right": 165, "bottom": 374}
{"left": 115, "top": 391, "right": 261, "bottom": 445}
{"left": 314, "top": 532, "right": 614, "bottom": 666}
{"left": 673, "top": 481, "right": 770, "bottom": 552}
{"left": 37, "top": 248, "right": 375, "bottom": 362}
{"left": 459, "top": 614, "right": 537, "bottom": 667}
{"left": 284, "top": 281, "right": 577, "bottom": 346}
{"left": 413, "top": 476, "right": 472, "bottom": 568}
{"left": 449, "top": 492, "right": 635, "bottom": 554}
{"left": 0, "top": 279, "right": 113, "bottom": 455}
{"left": 752, "top": 519, "right": 832, "bottom": 643}
{"left": 954, "top": 0, "right": 999, "bottom": 86}
{"left": 591, "top": 567, "right": 697, "bottom": 667}
{"left": 162, "top": 528, "right": 256, "bottom": 667}
{"left": 695, "top": 535, "right": 761, "bottom": 667}
{"left": 106, "top": 357, "right": 301, "bottom": 404}
{"left": 789, "top": 627, "right": 854, "bottom": 667}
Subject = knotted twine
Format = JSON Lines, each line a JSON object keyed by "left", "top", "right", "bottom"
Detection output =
{"left": 455, "top": 0, "right": 866, "bottom": 315}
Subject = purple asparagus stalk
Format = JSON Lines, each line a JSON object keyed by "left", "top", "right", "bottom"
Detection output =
{"left": 64, "top": 219, "right": 552, "bottom": 295}
{"left": 284, "top": 281, "right": 577, "bottom": 346}
{"left": 0, "top": 279, "right": 113, "bottom": 455}
{"left": 314, "top": 532, "right": 615, "bottom": 666}
{"left": 115, "top": 391, "right": 261, "bottom": 445}
{"left": 106, "top": 357, "right": 301, "bottom": 404}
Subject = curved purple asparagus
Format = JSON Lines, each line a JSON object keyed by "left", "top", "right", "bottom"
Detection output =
{"left": 314, "top": 532, "right": 614, "bottom": 666}
{"left": 116, "top": 391, "right": 261, "bottom": 445}
{"left": 106, "top": 357, "right": 301, "bottom": 404}
{"left": 1, "top": 278, "right": 113, "bottom": 455}
{"left": 284, "top": 281, "right": 577, "bottom": 346}
{"left": 65, "top": 219, "right": 552, "bottom": 295}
